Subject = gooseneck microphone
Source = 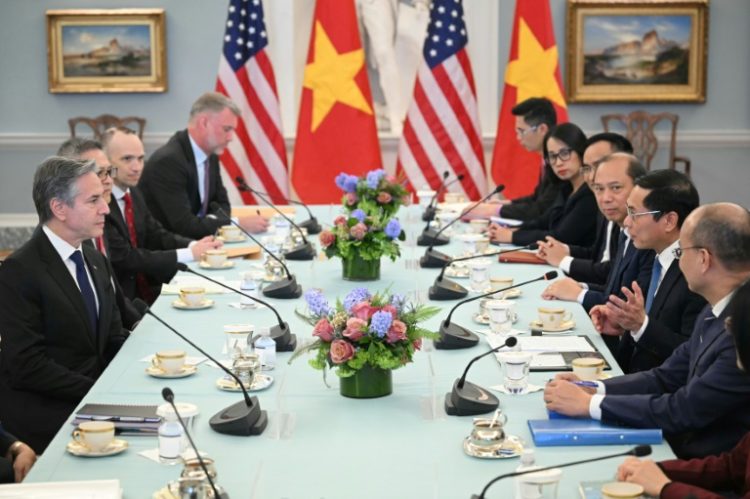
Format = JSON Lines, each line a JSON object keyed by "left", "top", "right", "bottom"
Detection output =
{"left": 233, "top": 179, "right": 314, "bottom": 261}
{"left": 429, "top": 244, "right": 536, "bottom": 301}
{"left": 162, "top": 388, "right": 227, "bottom": 498}
{"left": 445, "top": 336, "right": 518, "bottom": 416}
{"left": 132, "top": 300, "right": 267, "bottom": 436}
{"left": 210, "top": 203, "right": 302, "bottom": 299}
{"left": 419, "top": 185, "right": 505, "bottom": 268}
{"left": 435, "top": 271, "right": 558, "bottom": 350}
{"left": 471, "top": 445, "right": 652, "bottom": 499}
{"left": 421, "top": 171, "right": 450, "bottom": 222}
{"left": 236, "top": 176, "right": 321, "bottom": 234}
{"left": 176, "top": 263, "right": 296, "bottom": 352}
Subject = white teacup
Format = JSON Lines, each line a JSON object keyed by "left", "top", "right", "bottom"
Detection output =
{"left": 468, "top": 219, "right": 488, "bottom": 234}
{"left": 537, "top": 307, "right": 573, "bottom": 330}
{"left": 572, "top": 357, "right": 605, "bottom": 381}
{"left": 485, "top": 299, "right": 517, "bottom": 334}
{"left": 490, "top": 276, "right": 514, "bottom": 292}
{"left": 417, "top": 189, "right": 436, "bottom": 208}
{"left": 152, "top": 349, "right": 186, "bottom": 374}
{"left": 219, "top": 225, "right": 240, "bottom": 240}
{"left": 72, "top": 421, "right": 115, "bottom": 452}
{"left": 468, "top": 258, "right": 492, "bottom": 292}
{"left": 497, "top": 351, "right": 533, "bottom": 394}
{"left": 203, "top": 249, "right": 228, "bottom": 268}
{"left": 457, "top": 233, "right": 483, "bottom": 255}
{"left": 475, "top": 237, "right": 490, "bottom": 253}
{"left": 436, "top": 211, "right": 457, "bottom": 230}
{"left": 179, "top": 286, "right": 206, "bottom": 307}
{"left": 224, "top": 323, "right": 254, "bottom": 358}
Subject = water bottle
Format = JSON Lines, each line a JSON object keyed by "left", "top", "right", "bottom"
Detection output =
{"left": 255, "top": 327, "right": 276, "bottom": 371}
{"left": 158, "top": 413, "right": 183, "bottom": 464}
{"left": 515, "top": 448, "right": 540, "bottom": 499}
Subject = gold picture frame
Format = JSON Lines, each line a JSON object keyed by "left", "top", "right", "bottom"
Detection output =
{"left": 566, "top": 0, "right": 708, "bottom": 103}
{"left": 46, "top": 9, "right": 167, "bottom": 93}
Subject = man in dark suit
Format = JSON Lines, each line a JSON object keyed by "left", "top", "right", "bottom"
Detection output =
{"left": 537, "top": 133, "right": 634, "bottom": 285}
{"left": 545, "top": 203, "right": 750, "bottom": 459}
{"left": 0, "top": 157, "right": 130, "bottom": 452}
{"left": 139, "top": 92, "right": 269, "bottom": 239}
{"left": 590, "top": 170, "right": 706, "bottom": 373}
{"left": 102, "top": 127, "right": 221, "bottom": 303}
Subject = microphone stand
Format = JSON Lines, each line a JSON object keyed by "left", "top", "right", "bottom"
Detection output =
{"left": 445, "top": 336, "right": 518, "bottom": 416}
{"left": 235, "top": 177, "right": 321, "bottom": 235}
{"left": 429, "top": 244, "right": 533, "bottom": 301}
{"left": 421, "top": 171, "right": 449, "bottom": 222}
{"left": 176, "top": 263, "right": 296, "bottom": 352}
{"left": 435, "top": 271, "right": 558, "bottom": 350}
{"left": 210, "top": 203, "right": 302, "bottom": 299}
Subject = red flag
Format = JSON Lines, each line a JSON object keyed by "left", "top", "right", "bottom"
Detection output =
{"left": 215, "top": 0, "right": 289, "bottom": 205}
{"left": 491, "top": 0, "right": 568, "bottom": 200}
{"left": 291, "top": 0, "right": 381, "bottom": 203}
{"left": 396, "top": 0, "right": 487, "bottom": 200}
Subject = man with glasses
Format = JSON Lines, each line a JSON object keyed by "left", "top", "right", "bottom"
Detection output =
{"left": 544, "top": 202, "right": 750, "bottom": 459}
{"left": 589, "top": 170, "right": 705, "bottom": 373}
{"left": 537, "top": 133, "right": 633, "bottom": 285}
{"left": 462, "top": 97, "right": 559, "bottom": 221}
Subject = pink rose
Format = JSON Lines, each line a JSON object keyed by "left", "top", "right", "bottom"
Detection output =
{"left": 350, "top": 222, "right": 367, "bottom": 240}
{"left": 344, "top": 192, "right": 358, "bottom": 206}
{"left": 377, "top": 191, "right": 392, "bottom": 204}
{"left": 412, "top": 338, "right": 422, "bottom": 350}
{"left": 330, "top": 339, "right": 354, "bottom": 364}
{"left": 343, "top": 317, "right": 367, "bottom": 341}
{"left": 334, "top": 215, "right": 347, "bottom": 226}
{"left": 312, "top": 318, "right": 334, "bottom": 342}
{"left": 385, "top": 320, "right": 407, "bottom": 344}
{"left": 351, "top": 301, "right": 375, "bottom": 320}
{"left": 386, "top": 175, "right": 397, "bottom": 183}
{"left": 381, "top": 304, "right": 398, "bottom": 319}
{"left": 319, "top": 230, "right": 335, "bottom": 248}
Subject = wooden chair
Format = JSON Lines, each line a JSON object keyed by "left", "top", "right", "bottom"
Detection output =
{"left": 68, "top": 114, "right": 147, "bottom": 141}
{"left": 601, "top": 111, "right": 691, "bottom": 176}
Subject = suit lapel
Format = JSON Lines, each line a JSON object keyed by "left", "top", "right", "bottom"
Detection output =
{"left": 83, "top": 246, "right": 111, "bottom": 352}
{"left": 649, "top": 261, "right": 681, "bottom": 315}
{"left": 107, "top": 198, "right": 129, "bottom": 240}
{"left": 177, "top": 131, "right": 201, "bottom": 211}
{"left": 689, "top": 307, "right": 727, "bottom": 379}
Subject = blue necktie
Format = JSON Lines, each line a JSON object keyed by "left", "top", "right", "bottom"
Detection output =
{"left": 70, "top": 250, "right": 98, "bottom": 337}
{"left": 644, "top": 257, "right": 663, "bottom": 313}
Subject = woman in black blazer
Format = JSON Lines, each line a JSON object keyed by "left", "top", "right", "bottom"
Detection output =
{"left": 489, "top": 123, "right": 598, "bottom": 247}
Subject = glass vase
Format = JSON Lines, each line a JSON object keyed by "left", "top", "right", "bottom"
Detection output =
{"left": 341, "top": 254, "right": 381, "bottom": 281}
{"left": 339, "top": 364, "right": 392, "bottom": 398}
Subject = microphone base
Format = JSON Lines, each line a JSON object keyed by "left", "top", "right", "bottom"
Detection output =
{"left": 298, "top": 217, "right": 322, "bottom": 235}
{"left": 445, "top": 379, "right": 499, "bottom": 416}
{"left": 428, "top": 279, "right": 468, "bottom": 300}
{"left": 421, "top": 206, "right": 437, "bottom": 222}
{"left": 269, "top": 322, "right": 297, "bottom": 352}
{"left": 284, "top": 242, "right": 315, "bottom": 261}
{"left": 417, "top": 229, "right": 450, "bottom": 247}
{"left": 209, "top": 398, "right": 268, "bottom": 436}
{"left": 435, "top": 322, "right": 479, "bottom": 350}
{"left": 262, "top": 276, "right": 303, "bottom": 299}
{"left": 419, "top": 248, "right": 452, "bottom": 268}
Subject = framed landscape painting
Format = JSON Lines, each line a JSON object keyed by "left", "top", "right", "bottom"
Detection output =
{"left": 47, "top": 9, "right": 167, "bottom": 93}
{"left": 566, "top": 0, "right": 708, "bottom": 103}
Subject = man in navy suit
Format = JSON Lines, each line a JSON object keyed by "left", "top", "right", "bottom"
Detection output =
{"left": 544, "top": 203, "right": 750, "bottom": 459}
{"left": 590, "top": 170, "right": 706, "bottom": 373}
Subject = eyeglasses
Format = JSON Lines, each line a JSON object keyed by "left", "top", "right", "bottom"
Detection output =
{"left": 96, "top": 166, "right": 117, "bottom": 180}
{"left": 515, "top": 125, "right": 538, "bottom": 137}
{"left": 547, "top": 148, "right": 573, "bottom": 164}
{"left": 672, "top": 246, "right": 704, "bottom": 259}
{"left": 626, "top": 207, "right": 661, "bottom": 219}
{"left": 581, "top": 165, "right": 595, "bottom": 176}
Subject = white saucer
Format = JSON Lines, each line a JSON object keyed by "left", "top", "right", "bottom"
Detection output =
{"left": 66, "top": 438, "right": 128, "bottom": 457}
{"left": 444, "top": 267, "right": 470, "bottom": 279}
{"left": 216, "top": 374, "right": 274, "bottom": 392}
{"left": 472, "top": 313, "right": 518, "bottom": 326}
{"left": 146, "top": 365, "right": 197, "bottom": 379}
{"left": 217, "top": 235, "right": 246, "bottom": 243}
{"left": 498, "top": 289, "right": 522, "bottom": 300}
{"left": 529, "top": 319, "right": 576, "bottom": 333}
{"left": 172, "top": 299, "right": 215, "bottom": 310}
{"left": 463, "top": 434, "right": 523, "bottom": 459}
{"left": 199, "top": 260, "right": 235, "bottom": 270}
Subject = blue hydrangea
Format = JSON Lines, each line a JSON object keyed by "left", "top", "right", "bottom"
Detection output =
{"left": 335, "top": 173, "right": 359, "bottom": 193}
{"left": 369, "top": 310, "right": 393, "bottom": 338}
{"left": 366, "top": 169, "right": 386, "bottom": 189}
{"left": 351, "top": 209, "right": 366, "bottom": 223}
{"left": 304, "top": 289, "right": 331, "bottom": 316}
{"left": 344, "top": 287, "right": 371, "bottom": 313}
{"left": 384, "top": 219, "right": 401, "bottom": 239}
{"left": 390, "top": 293, "right": 406, "bottom": 310}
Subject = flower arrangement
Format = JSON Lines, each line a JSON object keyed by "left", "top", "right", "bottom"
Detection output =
{"left": 334, "top": 169, "right": 408, "bottom": 219}
{"left": 293, "top": 288, "right": 440, "bottom": 379}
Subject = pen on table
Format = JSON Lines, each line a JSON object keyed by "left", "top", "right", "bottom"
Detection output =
{"left": 572, "top": 380, "right": 599, "bottom": 388}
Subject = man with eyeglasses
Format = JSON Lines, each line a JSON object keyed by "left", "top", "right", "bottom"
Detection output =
{"left": 544, "top": 202, "right": 750, "bottom": 459}
{"left": 589, "top": 170, "right": 706, "bottom": 373}
{"left": 537, "top": 133, "right": 633, "bottom": 285}
{"left": 462, "top": 97, "right": 560, "bottom": 221}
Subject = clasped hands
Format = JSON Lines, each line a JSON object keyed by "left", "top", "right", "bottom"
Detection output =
{"left": 542, "top": 373, "right": 594, "bottom": 417}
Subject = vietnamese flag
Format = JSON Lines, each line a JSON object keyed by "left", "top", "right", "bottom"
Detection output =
{"left": 490, "top": 0, "right": 568, "bottom": 200}
{"left": 291, "top": 0, "right": 382, "bottom": 203}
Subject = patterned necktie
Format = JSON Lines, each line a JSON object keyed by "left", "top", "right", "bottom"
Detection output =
{"left": 199, "top": 159, "right": 210, "bottom": 218}
{"left": 644, "top": 257, "right": 663, "bottom": 313}
{"left": 70, "top": 250, "right": 98, "bottom": 337}
{"left": 122, "top": 192, "right": 155, "bottom": 303}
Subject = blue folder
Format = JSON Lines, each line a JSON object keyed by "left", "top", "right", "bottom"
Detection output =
{"left": 527, "top": 418, "right": 663, "bottom": 446}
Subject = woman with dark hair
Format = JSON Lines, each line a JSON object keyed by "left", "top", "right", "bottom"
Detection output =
{"left": 616, "top": 279, "right": 750, "bottom": 498}
{"left": 489, "top": 123, "right": 598, "bottom": 247}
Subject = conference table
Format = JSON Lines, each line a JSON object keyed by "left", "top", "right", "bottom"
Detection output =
{"left": 24, "top": 205, "right": 674, "bottom": 498}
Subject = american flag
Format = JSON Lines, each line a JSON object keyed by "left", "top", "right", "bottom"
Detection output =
{"left": 215, "top": 0, "right": 289, "bottom": 204}
{"left": 396, "top": 0, "right": 487, "bottom": 200}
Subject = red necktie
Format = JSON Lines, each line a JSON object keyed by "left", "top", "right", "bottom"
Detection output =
{"left": 95, "top": 236, "right": 107, "bottom": 256}
{"left": 123, "top": 192, "right": 155, "bottom": 303}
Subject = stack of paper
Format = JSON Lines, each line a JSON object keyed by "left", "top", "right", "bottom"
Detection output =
{"left": 0, "top": 479, "right": 121, "bottom": 498}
